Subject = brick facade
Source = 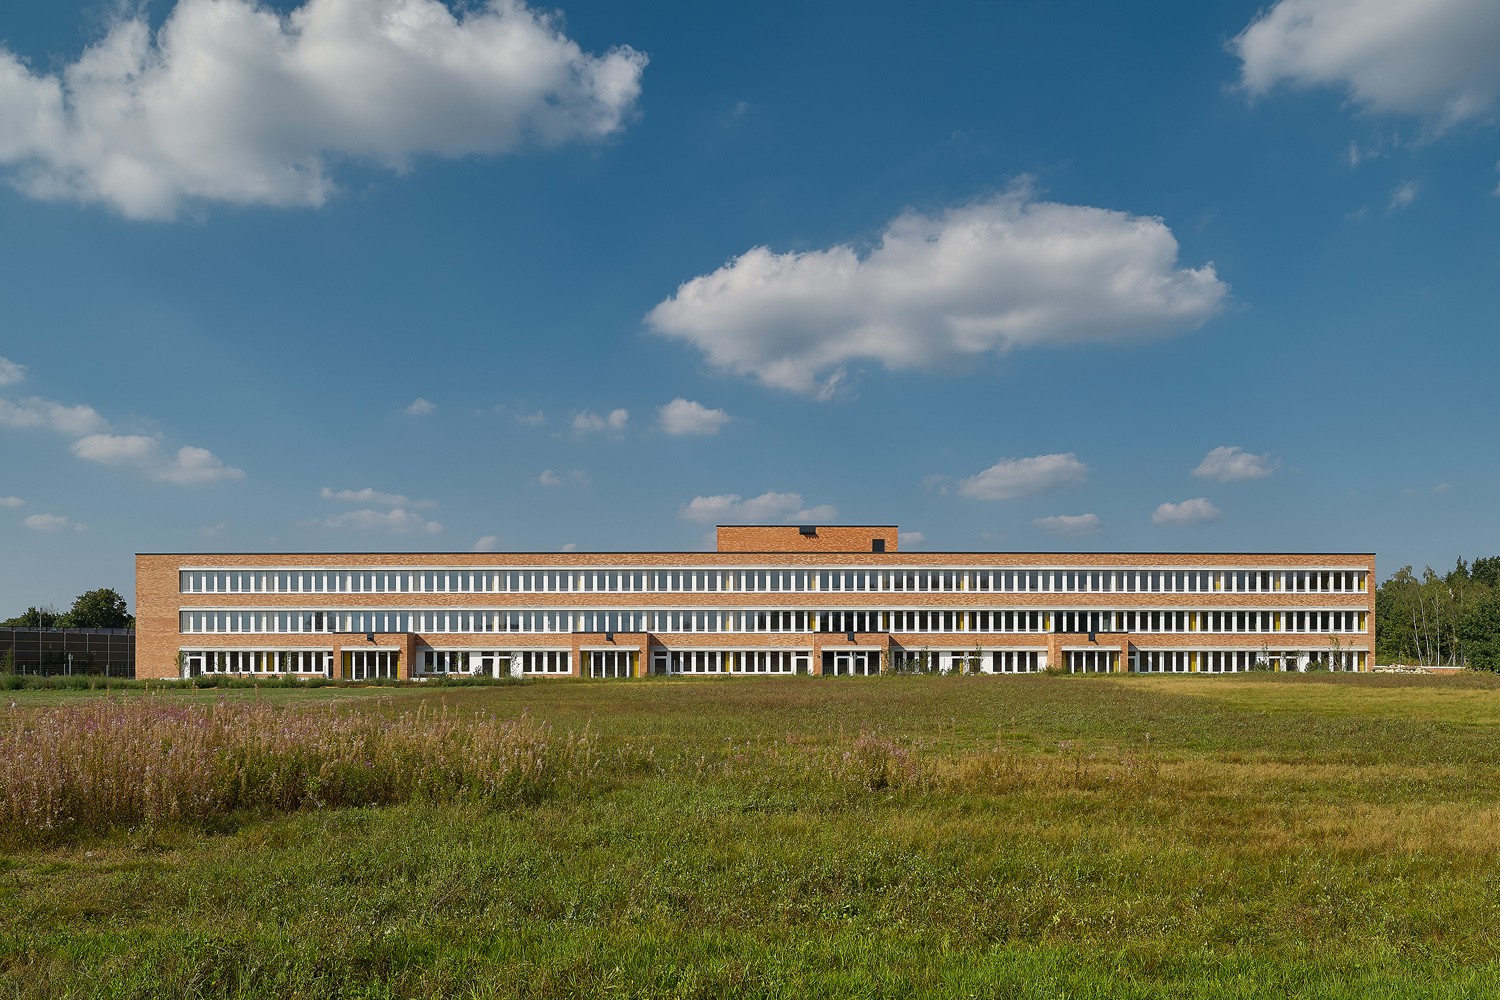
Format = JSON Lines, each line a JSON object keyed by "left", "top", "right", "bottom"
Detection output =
{"left": 136, "top": 526, "right": 1376, "bottom": 680}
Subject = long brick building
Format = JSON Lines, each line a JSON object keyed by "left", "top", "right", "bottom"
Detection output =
{"left": 135, "top": 525, "right": 1375, "bottom": 680}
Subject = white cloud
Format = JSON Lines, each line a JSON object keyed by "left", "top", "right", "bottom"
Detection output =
{"left": 517, "top": 410, "right": 545, "bottom": 426}
{"left": 1, "top": 374, "right": 241, "bottom": 487}
{"left": 957, "top": 453, "right": 1087, "bottom": 501}
{"left": 0, "top": 495, "right": 23, "bottom": 507}
{"left": 315, "top": 507, "right": 441, "bottom": 533}
{"left": 1389, "top": 181, "right": 1419, "bottom": 210}
{"left": 1152, "top": 498, "right": 1221, "bottom": 525}
{"left": 70, "top": 433, "right": 159, "bottom": 465}
{"left": 572, "top": 408, "right": 629, "bottom": 435}
{"left": 199, "top": 521, "right": 227, "bottom": 537}
{"left": 1235, "top": 0, "right": 1500, "bottom": 127}
{"left": 646, "top": 184, "right": 1227, "bottom": 395}
{"left": 0, "top": 396, "right": 108, "bottom": 435}
{"left": 472, "top": 534, "right": 499, "bottom": 552}
{"left": 23, "top": 512, "right": 75, "bottom": 532}
{"left": 406, "top": 397, "right": 436, "bottom": 417}
{"left": 902, "top": 530, "right": 925, "bottom": 547}
{"left": 0, "top": 357, "right": 24, "bottom": 385}
{"left": 1433, "top": 481, "right": 1454, "bottom": 494}
{"left": 159, "top": 445, "right": 246, "bottom": 484}
{"left": 1192, "top": 446, "right": 1277, "bottom": 482}
{"left": 538, "top": 468, "right": 589, "bottom": 487}
{"left": 320, "top": 486, "right": 432, "bottom": 507}
{"left": 658, "top": 398, "right": 731, "bottom": 436}
{"left": 70, "top": 434, "right": 245, "bottom": 484}
{"left": 561, "top": 542, "right": 578, "bottom": 552}
{"left": 0, "top": 0, "right": 647, "bottom": 219}
{"left": 678, "top": 491, "right": 837, "bottom": 524}
{"left": 1033, "top": 513, "right": 1103, "bottom": 536}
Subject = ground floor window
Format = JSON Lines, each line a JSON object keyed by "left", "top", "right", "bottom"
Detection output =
{"left": 587, "top": 650, "right": 634, "bottom": 678}
{"left": 992, "top": 650, "right": 1042, "bottom": 674}
{"left": 1134, "top": 650, "right": 1192, "bottom": 673}
{"left": 941, "top": 650, "right": 988, "bottom": 674}
{"left": 344, "top": 650, "right": 399, "bottom": 680}
{"left": 183, "top": 649, "right": 331, "bottom": 676}
{"left": 651, "top": 650, "right": 725, "bottom": 675}
{"left": 420, "top": 649, "right": 471, "bottom": 675}
{"left": 730, "top": 650, "right": 807, "bottom": 674}
{"left": 516, "top": 650, "right": 571, "bottom": 675}
{"left": 1195, "top": 650, "right": 1264, "bottom": 673}
{"left": 1065, "top": 650, "right": 1118, "bottom": 673}
{"left": 821, "top": 650, "right": 880, "bottom": 675}
{"left": 1130, "top": 649, "right": 1367, "bottom": 673}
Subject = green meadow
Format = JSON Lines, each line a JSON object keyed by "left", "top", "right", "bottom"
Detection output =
{"left": 3, "top": 673, "right": 1499, "bottom": 998}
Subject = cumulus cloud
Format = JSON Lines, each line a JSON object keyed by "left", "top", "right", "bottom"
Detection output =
{"left": 0, "top": 356, "right": 24, "bottom": 385}
{"left": 23, "top": 512, "right": 76, "bottom": 532}
{"left": 572, "top": 408, "right": 629, "bottom": 435}
{"left": 0, "top": 495, "right": 23, "bottom": 507}
{"left": 320, "top": 486, "right": 432, "bottom": 507}
{"left": 538, "top": 468, "right": 589, "bottom": 487}
{"left": 159, "top": 445, "right": 247, "bottom": 484}
{"left": 1033, "top": 513, "right": 1103, "bottom": 536}
{"left": 315, "top": 508, "right": 441, "bottom": 533}
{"left": 646, "top": 184, "right": 1227, "bottom": 395}
{"left": 405, "top": 397, "right": 437, "bottom": 417}
{"left": 0, "top": 396, "right": 107, "bottom": 435}
{"left": 957, "top": 453, "right": 1087, "bottom": 501}
{"left": 658, "top": 398, "right": 731, "bottom": 436}
{"left": 2, "top": 370, "right": 241, "bottom": 487}
{"left": 517, "top": 410, "right": 545, "bottom": 426}
{"left": 1152, "top": 498, "right": 1221, "bottom": 525}
{"left": 1234, "top": 0, "right": 1500, "bottom": 127}
{"left": 472, "top": 534, "right": 499, "bottom": 552}
{"left": 678, "top": 491, "right": 837, "bottom": 524}
{"left": 0, "top": 0, "right": 647, "bottom": 219}
{"left": 70, "top": 433, "right": 245, "bottom": 484}
{"left": 902, "top": 531, "right": 926, "bottom": 547}
{"left": 1192, "top": 446, "right": 1277, "bottom": 482}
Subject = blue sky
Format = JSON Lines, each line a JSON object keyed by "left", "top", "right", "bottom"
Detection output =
{"left": 1, "top": 0, "right": 1498, "bottom": 615}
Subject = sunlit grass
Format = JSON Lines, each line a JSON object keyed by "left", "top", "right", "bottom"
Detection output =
{"left": 3, "top": 672, "right": 1499, "bottom": 997}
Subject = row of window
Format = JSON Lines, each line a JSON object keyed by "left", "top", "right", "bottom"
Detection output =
{"left": 180, "top": 604, "right": 1377, "bottom": 636}
{"left": 180, "top": 566, "right": 1368, "bottom": 597}
{"left": 185, "top": 650, "right": 331, "bottom": 674}
{"left": 179, "top": 607, "right": 1369, "bottom": 636}
{"left": 433, "top": 648, "right": 811, "bottom": 677}
{"left": 1136, "top": 649, "right": 1367, "bottom": 672}
{"left": 177, "top": 645, "right": 1368, "bottom": 677}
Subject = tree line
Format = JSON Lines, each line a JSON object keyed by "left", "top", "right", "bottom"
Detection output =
{"left": 0, "top": 588, "right": 135, "bottom": 630}
{"left": 1376, "top": 557, "right": 1500, "bottom": 670}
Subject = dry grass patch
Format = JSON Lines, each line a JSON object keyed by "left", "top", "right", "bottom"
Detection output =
{"left": 0, "top": 699, "right": 610, "bottom": 841}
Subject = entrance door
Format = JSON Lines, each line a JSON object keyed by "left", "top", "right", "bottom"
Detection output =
{"left": 823, "top": 650, "right": 877, "bottom": 675}
{"left": 589, "top": 650, "right": 632, "bottom": 678}
{"left": 345, "top": 650, "right": 398, "bottom": 680}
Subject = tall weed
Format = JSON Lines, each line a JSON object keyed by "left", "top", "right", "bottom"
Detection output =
{"left": 0, "top": 700, "right": 589, "bottom": 839}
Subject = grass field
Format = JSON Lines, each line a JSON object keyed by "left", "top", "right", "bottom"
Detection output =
{"left": 2, "top": 673, "right": 1499, "bottom": 998}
